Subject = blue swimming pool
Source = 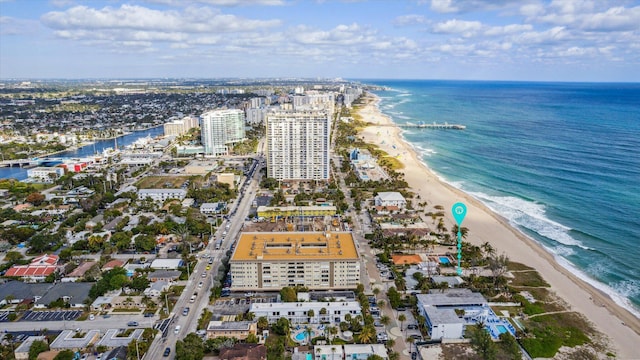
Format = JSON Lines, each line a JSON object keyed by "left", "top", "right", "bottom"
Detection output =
{"left": 439, "top": 257, "right": 450, "bottom": 264}
{"left": 295, "top": 331, "right": 315, "bottom": 341}
{"left": 496, "top": 325, "right": 508, "bottom": 334}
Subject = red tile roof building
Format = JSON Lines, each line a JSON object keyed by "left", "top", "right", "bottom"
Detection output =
{"left": 5, "top": 254, "right": 59, "bottom": 281}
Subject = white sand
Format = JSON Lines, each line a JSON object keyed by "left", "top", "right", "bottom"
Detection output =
{"left": 356, "top": 94, "right": 640, "bottom": 359}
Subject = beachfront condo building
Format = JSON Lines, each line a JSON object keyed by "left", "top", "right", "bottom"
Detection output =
{"left": 265, "top": 109, "right": 330, "bottom": 181}
{"left": 200, "top": 109, "right": 246, "bottom": 156}
{"left": 229, "top": 232, "right": 360, "bottom": 291}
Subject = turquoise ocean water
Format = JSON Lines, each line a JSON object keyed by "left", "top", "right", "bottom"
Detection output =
{"left": 366, "top": 80, "right": 640, "bottom": 317}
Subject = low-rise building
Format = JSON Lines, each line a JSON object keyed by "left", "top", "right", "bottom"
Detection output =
{"left": 149, "top": 259, "right": 183, "bottom": 270}
{"left": 249, "top": 301, "right": 361, "bottom": 325}
{"left": 143, "top": 280, "right": 170, "bottom": 297}
{"left": 95, "top": 329, "right": 144, "bottom": 350}
{"left": 256, "top": 205, "right": 337, "bottom": 219}
{"left": 26, "top": 167, "right": 65, "bottom": 182}
{"left": 5, "top": 254, "right": 59, "bottom": 282}
{"left": 34, "top": 282, "right": 92, "bottom": 308}
{"left": 138, "top": 188, "right": 187, "bottom": 202}
{"left": 230, "top": 232, "right": 360, "bottom": 291}
{"left": 200, "top": 202, "right": 226, "bottom": 215}
{"left": 206, "top": 321, "right": 257, "bottom": 340}
{"left": 14, "top": 335, "right": 46, "bottom": 360}
{"left": 416, "top": 289, "right": 487, "bottom": 340}
{"left": 374, "top": 192, "right": 407, "bottom": 209}
{"left": 50, "top": 330, "right": 101, "bottom": 351}
{"left": 219, "top": 343, "right": 266, "bottom": 360}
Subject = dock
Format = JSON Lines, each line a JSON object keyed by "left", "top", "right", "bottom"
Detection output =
{"left": 399, "top": 122, "right": 466, "bottom": 130}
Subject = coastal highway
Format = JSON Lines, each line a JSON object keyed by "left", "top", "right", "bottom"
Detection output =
{"left": 143, "top": 154, "right": 263, "bottom": 359}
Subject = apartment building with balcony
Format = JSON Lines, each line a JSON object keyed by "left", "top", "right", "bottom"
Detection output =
{"left": 265, "top": 110, "right": 330, "bottom": 181}
{"left": 229, "top": 232, "right": 360, "bottom": 291}
{"left": 201, "top": 109, "right": 246, "bottom": 156}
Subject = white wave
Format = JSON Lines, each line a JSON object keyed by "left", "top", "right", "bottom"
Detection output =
{"left": 552, "top": 255, "right": 640, "bottom": 319}
{"left": 552, "top": 245, "right": 576, "bottom": 257}
{"left": 468, "top": 192, "right": 592, "bottom": 250}
{"left": 397, "top": 93, "right": 412, "bottom": 97}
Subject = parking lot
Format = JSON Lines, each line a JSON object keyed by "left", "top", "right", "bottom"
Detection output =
{"left": 19, "top": 310, "right": 83, "bottom": 322}
{"left": 0, "top": 311, "right": 14, "bottom": 322}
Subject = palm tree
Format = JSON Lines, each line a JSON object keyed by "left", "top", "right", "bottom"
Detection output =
{"left": 380, "top": 315, "right": 391, "bottom": 327}
{"left": 398, "top": 314, "right": 406, "bottom": 332}
{"left": 482, "top": 241, "right": 495, "bottom": 258}
{"left": 327, "top": 326, "right": 338, "bottom": 345}
{"left": 358, "top": 324, "right": 376, "bottom": 344}
{"left": 377, "top": 299, "right": 386, "bottom": 308}
{"left": 408, "top": 336, "right": 417, "bottom": 352}
{"left": 304, "top": 326, "right": 313, "bottom": 344}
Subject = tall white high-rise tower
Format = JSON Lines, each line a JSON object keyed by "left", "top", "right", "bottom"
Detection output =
{"left": 200, "top": 109, "right": 245, "bottom": 156}
{"left": 265, "top": 109, "right": 331, "bottom": 181}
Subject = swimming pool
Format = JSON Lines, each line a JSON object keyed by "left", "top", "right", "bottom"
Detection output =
{"left": 439, "top": 256, "right": 451, "bottom": 264}
{"left": 496, "top": 325, "right": 508, "bottom": 334}
{"left": 295, "top": 331, "right": 315, "bottom": 342}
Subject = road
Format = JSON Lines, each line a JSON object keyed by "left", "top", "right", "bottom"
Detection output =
{"left": 143, "top": 153, "right": 264, "bottom": 359}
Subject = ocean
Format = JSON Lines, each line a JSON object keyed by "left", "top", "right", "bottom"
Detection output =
{"left": 367, "top": 80, "right": 640, "bottom": 317}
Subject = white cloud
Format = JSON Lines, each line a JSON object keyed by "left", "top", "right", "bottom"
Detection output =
{"left": 581, "top": 6, "right": 640, "bottom": 31}
{"left": 432, "top": 19, "right": 483, "bottom": 37}
{"left": 143, "top": 0, "right": 286, "bottom": 6}
{"left": 429, "top": 0, "right": 530, "bottom": 14}
{"left": 511, "top": 26, "right": 569, "bottom": 44}
{"left": 41, "top": 5, "right": 281, "bottom": 33}
{"left": 392, "top": 15, "right": 427, "bottom": 27}
{"left": 292, "top": 23, "right": 377, "bottom": 46}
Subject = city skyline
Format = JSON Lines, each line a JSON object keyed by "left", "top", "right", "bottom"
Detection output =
{"left": 1, "top": 0, "right": 640, "bottom": 82}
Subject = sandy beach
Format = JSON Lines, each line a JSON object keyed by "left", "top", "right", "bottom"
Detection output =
{"left": 356, "top": 93, "right": 640, "bottom": 358}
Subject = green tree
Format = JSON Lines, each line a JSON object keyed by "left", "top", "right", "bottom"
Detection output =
{"left": 135, "top": 234, "right": 156, "bottom": 252}
{"left": 4, "top": 251, "right": 23, "bottom": 263}
{"left": 469, "top": 323, "right": 498, "bottom": 360}
{"left": 53, "top": 350, "right": 75, "bottom": 360}
{"left": 175, "top": 333, "right": 205, "bottom": 360}
{"left": 280, "top": 287, "right": 297, "bottom": 302}
{"left": 246, "top": 332, "right": 259, "bottom": 343}
{"left": 398, "top": 314, "right": 406, "bottom": 332}
{"left": 499, "top": 333, "right": 522, "bottom": 360}
{"left": 358, "top": 324, "right": 376, "bottom": 344}
{"left": 257, "top": 316, "right": 269, "bottom": 331}
{"left": 129, "top": 276, "right": 150, "bottom": 292}
{"left": 386, "top": 287, "right": 402, "bottom": 309}
{"left": 273, "top": 317, "right": 291, "bottom": 336}
{"left": 28, "top": 340, "right": 49, "bottom": 360}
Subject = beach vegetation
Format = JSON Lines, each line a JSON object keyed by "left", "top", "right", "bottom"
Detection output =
{"left": 520, "top": 312, "right": 592, "bottom": 358}
{"left": 508, "top": 270, "right": 549, "bottom": 288}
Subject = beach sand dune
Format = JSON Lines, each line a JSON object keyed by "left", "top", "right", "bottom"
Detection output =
{"left": 357, "top": 93, "right": 640, "bottom": 358}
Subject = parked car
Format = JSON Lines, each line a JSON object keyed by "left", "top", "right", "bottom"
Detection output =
{"left": 127, "top": 321, "right": 138, "bottom": 326}
{"left": 407, "top": 324, "right": 419, "bottom": 330}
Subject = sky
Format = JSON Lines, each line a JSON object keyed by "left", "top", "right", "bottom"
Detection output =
{"left": 1, "top": 0, "right": 639, "bottom": 82}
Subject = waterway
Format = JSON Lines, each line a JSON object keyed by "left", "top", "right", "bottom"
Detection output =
{"left": 0, "top": 126, "right": 165, "bottom": 181}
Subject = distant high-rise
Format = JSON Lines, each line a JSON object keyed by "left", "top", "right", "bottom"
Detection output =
{"left": 200, "top": 109, "right": 245, "bottom": 156}
{"left": 163, "top": 116, "right": 199, "bottom": 137}
{"left": 265, "top": 109, "right": 330, "bottom": 181}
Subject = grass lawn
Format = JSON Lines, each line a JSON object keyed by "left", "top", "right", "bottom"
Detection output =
{"left": 509, "top": 270, "right": 549, "bottom": 287}
{"left": 135, "top": 175, "right": 196, "bottom": 189}
{"left": 521, "top": 312, "right": 593, "bottom": 358}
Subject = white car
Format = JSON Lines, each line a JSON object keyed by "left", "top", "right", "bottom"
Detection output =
{"left": 198, "top": 281, "right": 203, "bottom": 288}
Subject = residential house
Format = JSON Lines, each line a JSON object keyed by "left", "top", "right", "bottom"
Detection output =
{"left": 34, "top": 282, "right": 92, "bottom": 308}
{"left": 143, "top": 280, "right": 169, "bottom": 297}
{"left": 0, "top": 281, "right": 52, "bottom": 305}
{"left": 14, "top": 336, "right": 47, "bottom": 360}
{"left": 219, "top": 344, "right": 266, "bottom": 360}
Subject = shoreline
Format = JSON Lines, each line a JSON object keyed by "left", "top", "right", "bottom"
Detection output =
{"left": 356, "top": 92, "right": 640, "bottom": 358}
